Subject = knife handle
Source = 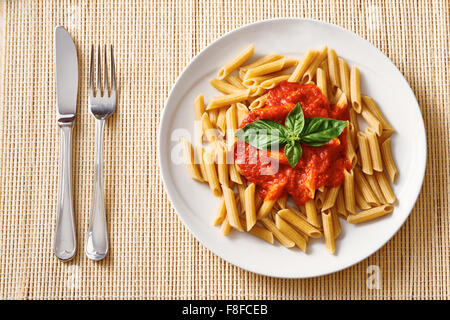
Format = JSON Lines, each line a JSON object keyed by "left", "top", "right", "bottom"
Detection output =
{"left": 54, "top": 123, "right": 77, "bottom": 261}
{"left": 85, "top": 119, "right": 108, "bottom": 261}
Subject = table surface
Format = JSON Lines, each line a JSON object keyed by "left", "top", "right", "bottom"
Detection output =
{"left": 0, "top": 0, "right": 448, "bottom": 300}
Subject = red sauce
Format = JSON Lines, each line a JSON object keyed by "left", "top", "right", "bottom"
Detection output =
{"left": 235, "top": 81, "right": 351, "bottom": 206}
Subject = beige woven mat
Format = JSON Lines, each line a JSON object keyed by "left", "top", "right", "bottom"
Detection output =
{"left": 0, "top": 0, "right": 448, "bottom": 300}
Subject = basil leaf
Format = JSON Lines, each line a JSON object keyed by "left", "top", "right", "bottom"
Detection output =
{"left": 284, "top": 141, "right": 302, "bottom": 168}
{"left": 235, "top": 119, "right": 288, "bottom": 150}
{"left": 284, "top": 103, "right": 305, "bottom": 139}
{"left": 301, "top": 117, "right": 348, "bottom": 146}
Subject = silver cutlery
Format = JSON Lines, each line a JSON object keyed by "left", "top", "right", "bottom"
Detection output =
{"left": 54, "top": 26, "right": 78, "bottom": 261}
{"left": 85, "top": 45, "right": 117, "bottom": 261}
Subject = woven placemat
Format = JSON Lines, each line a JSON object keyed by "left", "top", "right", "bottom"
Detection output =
{"left": 0, "top": 0, "right": 448, "bottom": 300}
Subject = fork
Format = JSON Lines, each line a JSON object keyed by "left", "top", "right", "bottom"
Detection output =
{"left": 85, "top": 45, "right": 116, "bottom": 261}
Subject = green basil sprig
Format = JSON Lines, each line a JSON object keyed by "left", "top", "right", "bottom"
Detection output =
{"left": 235, "top": 103, "right": 347, "bottom": 168}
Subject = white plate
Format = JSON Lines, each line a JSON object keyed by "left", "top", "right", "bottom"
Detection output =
{"left": 158, "top": 18, "right": 426, "bottom": 278}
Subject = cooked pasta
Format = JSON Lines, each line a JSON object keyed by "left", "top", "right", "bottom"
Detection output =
{"left": 381, "top": 138, "right": 398, "bottom": 183}
{"left": 350, "top": 65, "right": 361, "bottom": 113}
{"left": 218, "top": 44, "right": 254, "bottom": 79}
{"left": 275, "top": 214, "right": 307, "bottom": 252}
{"left": 260, "top": 217, "right": 295, "bottom": 248}
{"left": 180, "top": 137, "right": 204, "bottom": 182}
{"left": 302, "top": 45, "right": 328, "bottom": 83}
{"left": 357, "top": 132, "right": 373, "bottom": 175}
{"left": 366, "top": 128, "right": 383, "bottom": 172}
{"left": 182, "top": 45, "right": 398, "bottom": 255}
{"left": 327, "top": 48, "right": 341, "bottom": 90}
{"left": 347, "top": 204, "right": 394, "bottom": 224}
{"left": 288, "top": 49, "right": 318, "bottom": 83}
{"left": 206, "top": 89, "right": 251, "bottom": 110}
{"left": 322, "top": 211, "right": 335, "bottom": 254}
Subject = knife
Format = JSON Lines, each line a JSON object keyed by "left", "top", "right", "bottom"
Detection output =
{"left": 54, "top": 26, "right": 78, "bottom": 261}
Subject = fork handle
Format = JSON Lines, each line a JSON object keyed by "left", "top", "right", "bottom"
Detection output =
{"left": 54, "top": 124, "right": 77, "bottom": 261}
{"left": 85, "top": 119, "right": 109, "bottom": 260}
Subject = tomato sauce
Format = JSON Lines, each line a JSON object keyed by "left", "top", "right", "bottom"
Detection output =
{"left": 235, "top": 81, "right": 351, "bottom": 206}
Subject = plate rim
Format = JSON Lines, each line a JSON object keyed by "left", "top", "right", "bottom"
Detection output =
{"left": 158, "top": 17, "right": 427, "bottom": 278}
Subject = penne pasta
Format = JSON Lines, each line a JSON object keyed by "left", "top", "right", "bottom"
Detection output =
{"left": 244, "top": 183, "right": 257, "bottom": 230}
{"left": 180, "top": 137, "right": 204, "bottom": 182}
{"left": 344, "top": 169, "right": 357, "bottom": 214}
{"left": 248, "top": 93, "right": 268, "bottom": 110}
{"left": 260, "top": 75, "right": 290, "bottom": 89}
{"left": 350, "top": 65, "right": 362, "bottom": 113}
{"left": 218, "top": 44, "right": 254, "bottom": 79}
{"left": 277, "top": 209, "right": 322, "bottom": 238}
{"left": 209, "top": 78, "right": 242, "bottom": 94}
{"left": 381, "top": 138, "right": 398, "bottom": 183}
{"left": 322, "top": 186, "right": 340, "bottom": 211}
{"left": 194, "top": 94, "right": 205, "bottom": 121}
{"left": 241, "top": 53, "right": 284, "bottom": 70}
{"left": 222, "top": 185, "right": 244, "bottom": 231}
{"left": 225, "top": 75, "right": 247, "bottom": 89}
{"left": 248, "top": 86, "right": 267, "bottom": 97}
{"left": 331, "top": 208, "right": 341, "bottom": 239}
{"left": 346, "top": 124, "right": 357, "bottom": 168}
{"left": 316, "top": 67, "right": 328, "bottom": 99}
{"left": 338, "top": 58, "right": 351, "bottom": 99}
{"left": 347, "top": 204, "right": 394, "bottom": 224}
{"left": 260, "top": 218, "right": 295, "bottom": 248}
{"left": 275, "top": 214, "right": 307, "bottom": 252}
{"left": 354, "top": 167, "right": 379, "bottom": 205}
{"left": 302, "top": 45, "right": 328, "bottom": 83}
{"left": 361, "top": 105, "right": 382, "bottom": 136}
{"left": 357, "top": 132, "right": 373, "bottom": 175}
{"left": 206, "top": 89, "right": 251, "bottom": 110}
{"left": 213, "top": 197, "right": 227, "bottom": 226}
{"left": 229, "top": 162, "right": 243, "bottom": 184}
{"left": 366, "top": 128, "right": 383, "bottom": 172}
{"left": 336, "top": 91, "right": 348, "bottom": 109}
{"left": 349, "top": 108, "right": 360, "bottom": 145}
{"left": 201, "top": 112, "right": 218, "bottom": 142}
{"left": 195, "top": 146, "right": 208, "bottom": 182}
{"left": 236, "top": 102, "right": 249, "bottom": 126}
{"left": 288, "top": 49, "right": 318, "bottom": 83}
{"left": 237, "top": 181, "right": 247, "bottom": 214}
{"left": 379, "top": 128, "right": 395, "bottom": 144}
{"left": 355, "top": 187, "right": 371, "bottom": 210}
{"left": 216, "top": 142, "right": 229, "bottom": 187}
{"left": 331, "top": 87, "right": 343, "bottom": 105}
{"left": 203, "top": 149, "right": 222, "bottom": 196}
{"left": 216, "top": 107, "right": 227, "bottom": 136}
{"left": 207, "top": 109, "right": 219, "bottom": 127}
{"left": 322, "top": 211, "right": 335, "bottom": 254}
{"left": 375, "top": 171, "right": 396, "bottom": 204}
{"left": 361, "top": 95, "right": 393, "bottom": 132}
{"left": 315, "top": 188, "right": 326, "bottom": 211}
{"left": 220, "top": 216, "right": 232, "bottom": 235}
{"left": 184, "top": 45, "right": 399, "bottom": 254}
{"left": 305, "top": 198, "right": 320, "bottom": 228}
{"left": 336, "top": 188, "right": 348, "bottom": 217}
{"left": 239, "top": 218, "right": 274, "bottom": 244}
{"left": 327, "top": 48, "right": 341, "bottom": 90}
{"left": 365, "top": 172, "right": 386, "bottom": 204}
{"left": 244, "top": 58, "right": 287, "bottom": 79}
{"left": 257, "top": 199, "right": 276, "bottom": 219}
{"left": 242, "top": 71, "right": 286, "bottom": 87}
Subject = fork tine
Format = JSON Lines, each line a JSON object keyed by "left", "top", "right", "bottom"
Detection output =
{"left": 110, "top": 45, "right": 116, "bottom": 91}
{"left": 97, "top": 44, "right": 102, "bottom": 96}
{"left": 89, "top": 45, "right": 94, "bottom": 94}
{"left": 103, "top": 45, "right": 109, "bottom": 96}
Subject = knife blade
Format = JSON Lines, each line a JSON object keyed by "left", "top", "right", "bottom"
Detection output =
{"left": 55, "top": 26, "right": 78, "bottom": 121}
{"left": 54, "top": 26, "right": 78, "bottom": 261}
